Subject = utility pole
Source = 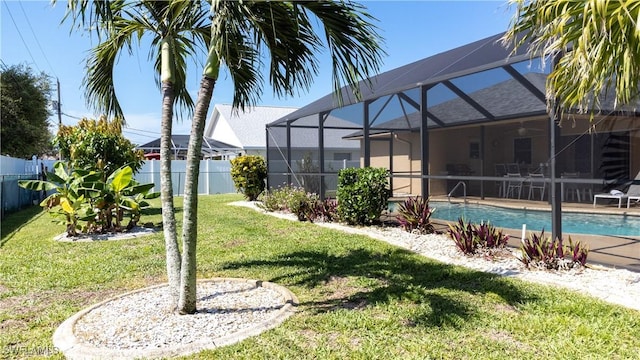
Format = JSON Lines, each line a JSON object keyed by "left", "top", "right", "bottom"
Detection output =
{"left": 56, "top": 78, "right": 62, "bottom": 160}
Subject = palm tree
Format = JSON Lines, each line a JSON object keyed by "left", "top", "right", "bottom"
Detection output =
{"left": 176, "top": 0, "right": 385, "bottom": 314}
{"left": 61, "top": 0, "right": 210, "bottom": 311}
{"left": 64, "top": 0, "right": 385, "bottom": 315}
{"left": 503, "top": 0, "right": 640, "bottom": 114}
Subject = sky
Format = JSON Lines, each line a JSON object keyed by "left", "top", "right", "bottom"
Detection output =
{"left": 1, "top": 1, "right": 516, "bottom": 146}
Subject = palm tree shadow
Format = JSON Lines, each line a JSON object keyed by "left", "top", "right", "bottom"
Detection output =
{"left": 222, "top": 247, "right": 537, "bottom": 329}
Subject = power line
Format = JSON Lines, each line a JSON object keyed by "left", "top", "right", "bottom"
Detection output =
{"left": 2, "top": 2, "right": 41, "bottom": 72}
{"left": 18, "top": 1, "right": 57, "bottom": 78}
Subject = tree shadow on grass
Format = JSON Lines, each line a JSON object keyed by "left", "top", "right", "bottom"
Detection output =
{"left": 222, "top": 247, "right": 537, "bottom": 329}
{"left": 1, "top": 206, "right": 44, "bottom": 248}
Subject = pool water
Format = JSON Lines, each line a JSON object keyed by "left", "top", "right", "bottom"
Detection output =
{"left": 395, "top": 201, "right": 640, "bottom": 237}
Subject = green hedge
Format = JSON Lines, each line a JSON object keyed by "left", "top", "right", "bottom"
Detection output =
{"left": 337, "top": 167, "right": 389, "bottom": 225}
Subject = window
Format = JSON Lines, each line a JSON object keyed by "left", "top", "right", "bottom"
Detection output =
{"left": 469, "top": 142, "right": 480, "bottom": 159}
{"left": 514, "top": 138, "right": 531, "bottom": 164}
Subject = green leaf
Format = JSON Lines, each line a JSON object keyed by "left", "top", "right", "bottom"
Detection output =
{"left": 109, "top": 166, "right": 133, "bottom": 193}
{"left": 53, "top": 162, "right": 70, "bottom": 182}
{"left": 18, "top": 179, "right": 57, "bottom": 191}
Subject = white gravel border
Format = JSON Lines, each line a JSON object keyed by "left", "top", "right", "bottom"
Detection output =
{"left": 231, "top": 201, "right": 640, "bottom": 312}
{"left": 53, "top": 278, "right": 298, "bottom": 359}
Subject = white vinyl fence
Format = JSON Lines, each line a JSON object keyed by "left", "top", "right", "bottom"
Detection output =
{"left": 0, "top": 156, "right": 235, "bottom": 216}
{"left": 135, "top": 160, "right": 235, "bottom": 196}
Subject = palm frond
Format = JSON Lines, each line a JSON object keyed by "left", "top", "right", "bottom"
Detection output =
{"left": 504, "top": 0, "right": 640, "bottom": 114}
{"left": 299, "top": 1, "right": 386, "bottom": 105}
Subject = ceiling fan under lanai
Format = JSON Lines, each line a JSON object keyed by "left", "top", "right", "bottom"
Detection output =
{"left": 509, "top": 121, "right": 545, "bottom": 136}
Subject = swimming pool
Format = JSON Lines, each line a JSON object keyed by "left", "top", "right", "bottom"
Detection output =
{"left": 418, "top": 201, "right": 640, "bottom": 237}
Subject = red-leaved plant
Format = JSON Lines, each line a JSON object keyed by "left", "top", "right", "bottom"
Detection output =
{"left": 447, "top": 218, "right": 509, "bottom": 255}
{"left": 520, "top": 230, "right": 589, "bottom": 269}
{"left": 396, "top": 196, "right": 436, "bottom": 234}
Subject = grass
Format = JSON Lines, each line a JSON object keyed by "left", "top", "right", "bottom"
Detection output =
{"left": 1, "top": 194, "right": 639, "bottom": 359}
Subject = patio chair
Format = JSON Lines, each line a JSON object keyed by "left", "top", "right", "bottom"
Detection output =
{"left": 504, "top": 173, "right": 523, "bottom": 199}
{"left": 527, "top": 172, "right": 546, "bottom": 201}
{"left": 593, "top": 171, "right": 640, "bottom": 208}
{"left": 561, "top": 172, "right": 582, "bottom": 202}
{"left": 506, "top": 163, "right": 520, "bottom": 174}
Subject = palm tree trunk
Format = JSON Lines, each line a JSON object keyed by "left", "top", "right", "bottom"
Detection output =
{"left": 160, "top": 81, "right": 181, "bottom": 311}
{"left": 177, "top": 75, "right": 216, "bottom": 314}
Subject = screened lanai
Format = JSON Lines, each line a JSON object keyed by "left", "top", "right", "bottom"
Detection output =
{"left": 265, "top": 32, "right": 640, "bottom": 239}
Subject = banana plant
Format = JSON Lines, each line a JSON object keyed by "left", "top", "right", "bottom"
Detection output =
{"left": 100, "top": 165, "right": 159, "bottom": 231}
{"left": 19, "top": 162, "right": 158, "bottom": 236}
{"left": 19, "top": 162, "right": 101, "bottom": 236}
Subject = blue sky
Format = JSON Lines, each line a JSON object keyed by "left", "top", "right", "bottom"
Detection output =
{"left": 2, "top": 1, "right": 515, "bottom": 145}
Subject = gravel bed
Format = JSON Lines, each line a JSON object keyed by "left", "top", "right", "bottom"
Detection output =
{"left": 74, "top": 280, "right": 287, "bottom": 350}
{"left": 232, "top": 201, "right": 640, "bottom": 311}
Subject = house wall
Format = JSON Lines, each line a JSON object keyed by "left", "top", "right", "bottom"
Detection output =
{"left": 208, "top": 115, "right": 242, "bottom": 148}
{"left": 358, "top": 115, "right": 640, "bottom": 199}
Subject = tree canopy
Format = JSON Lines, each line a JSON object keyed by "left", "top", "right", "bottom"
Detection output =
{"left": 0, "top": 64, "right": 54, "bottom": 158}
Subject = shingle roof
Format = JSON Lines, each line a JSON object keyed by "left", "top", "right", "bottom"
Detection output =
{"left": 137, "top": 134, "right": 238, "bottom": 155}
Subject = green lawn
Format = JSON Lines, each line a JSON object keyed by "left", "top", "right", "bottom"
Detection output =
{"left": 1, "top": 194, "right": 639, "bottom": 359}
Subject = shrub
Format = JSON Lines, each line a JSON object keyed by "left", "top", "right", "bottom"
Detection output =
{"left": 396, "top": 196, "right": 436, "bottom": 234}
{"left": 230, "top": 155, "right": 267, "bottom": 201}
{"left": 54, "top": 116, "right": 144, "bottom": 176}
{"left": 447, "top": 218, "right": 509, "bottom": 255}
{"left": 19, "top": 162, "right": 158, "bottom": 237}
{"left": 519, "top": 230, "right": 589, "bottom": 269}
{"left": 317, "top": 198, "right": 338, "bottom": 222}
{"left": 258, "top": 184, "right": 292, "bottom": 212}
{"left": 286, "top": 189, "right": 319, "bottom": 222}
{"left": 337, "top": 167, "right": 390, "bottom": 225}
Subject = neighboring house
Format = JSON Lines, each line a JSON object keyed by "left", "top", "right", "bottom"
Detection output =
{"left": 137, "top": 134, "right": 238, "bottom": 160}
{"left": 204, "top": 104, "right": 298, "bottom": 158}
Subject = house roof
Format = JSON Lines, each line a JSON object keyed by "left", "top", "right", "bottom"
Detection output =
{"left": 137, "top": 134, "right": 238, "bottom": 156}
{"left": 208, "top": 104, "right": 298, "bottom": 149}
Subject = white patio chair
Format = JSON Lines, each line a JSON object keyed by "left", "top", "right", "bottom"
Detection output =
{"left": 527, "top": 173, "right": 546, "bottom": 201}
{"left": 593, "top": 171, "right": 640, "bottom": 208}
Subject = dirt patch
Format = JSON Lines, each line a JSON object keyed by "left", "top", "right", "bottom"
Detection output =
{"left": 224, "top": 238, "right": 247, "bottom": 248}
{"left": 486, "top": 329, "right": 529, "bottom": 350}
{"left": 494, "top": 303, "right": 519, "bottom": 314}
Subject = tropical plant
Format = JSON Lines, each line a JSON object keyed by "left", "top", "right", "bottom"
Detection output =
{"left": 396, "top": 196, "right": 436, "bottom": 234}
{"left": 503, "top": 1, "right": 640, "bottom": 115}
{"left": 65, "top": 0, "right": 384, "bottom": 314}
{"left": 54, "top": 115, "right": 144, "bottom": 176}
{"left": 230, "top": 155, "right": 267, "bottom": 201}
{"left": 18, "top": 162, "right": 158, "bottom": 237}
{"left": 447, "top": 218, "right": 510, "bottom": 255}
{"left": 337, "top": 167, "right": 390, "bottom": 225}
{"left": 447, "top": 218, "right": 476, "bottom": 255}
{"left": 519, "top": 230, "right": 589, "bottom": 269}
{"left": 19, "top": 162, "right": 98, "bottom": 236}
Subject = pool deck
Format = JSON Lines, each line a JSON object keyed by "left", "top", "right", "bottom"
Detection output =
{"left": 415, "top": 196, "right": 640, "bottom": 273}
